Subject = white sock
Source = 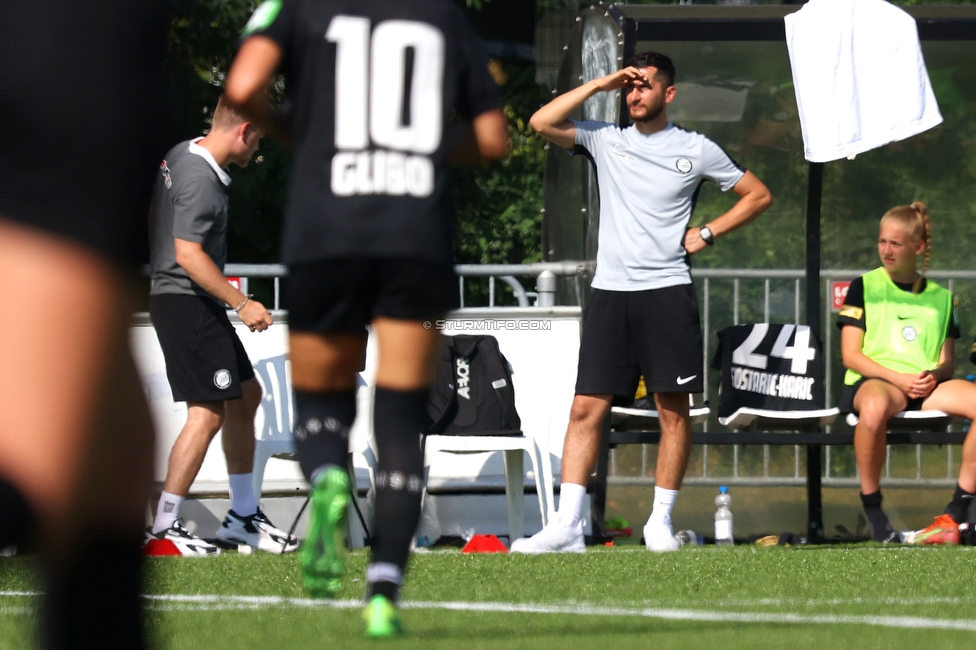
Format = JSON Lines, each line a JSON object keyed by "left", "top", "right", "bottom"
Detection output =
{"left": 366, "top": 562, "right": 403, "bottom": 585}
{"left": 556, "top": 483, "right": 587, "bottom": 529}
{"left": 646, "top": 486, "right": 679, "bottom": 531}
{"left": 228, "top": 473, "right": 257, "bottom": 517}
{"left": 152, "top": 491, "right": 184, "bottom": 534}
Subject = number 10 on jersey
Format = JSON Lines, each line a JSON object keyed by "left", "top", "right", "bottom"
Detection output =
{"left": 327, "top": 15, "right": 443, "bottom": 198}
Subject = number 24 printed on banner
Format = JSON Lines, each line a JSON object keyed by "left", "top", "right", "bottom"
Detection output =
{"left": 732, "top": 324, "right": 817, "bottom": 375}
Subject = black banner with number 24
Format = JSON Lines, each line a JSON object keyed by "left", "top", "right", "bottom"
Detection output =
{"left": 711, "top": 323, "right": 826, "bottom": 418}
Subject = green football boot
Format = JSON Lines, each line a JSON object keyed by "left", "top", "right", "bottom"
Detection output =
{"left": 363, "top": 595, "right": 404, "bottom": 639}
{"left": 298, "top": 466, "right": 350, "bottom": 598}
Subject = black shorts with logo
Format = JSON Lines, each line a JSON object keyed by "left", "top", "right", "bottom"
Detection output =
{"left": 576, "top": 285, "right": 704, "bottom": 400}
{"left": 285, "top": 259, "right": 459, "bottom": 334}
{"left": 149, "top": 294, "right": 255, "bottom": 402}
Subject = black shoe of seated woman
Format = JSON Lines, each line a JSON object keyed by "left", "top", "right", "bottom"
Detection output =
{"left": 860, "top": 491, "right": 899, "bottom": 543}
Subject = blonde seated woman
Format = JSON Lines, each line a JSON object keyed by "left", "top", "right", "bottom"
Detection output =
{"left": 837, "top": 201, "right": 976, "bottom": 544}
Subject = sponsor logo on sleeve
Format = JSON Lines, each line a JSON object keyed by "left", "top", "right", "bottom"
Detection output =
{"left": 160, "top": 160, "right": 172, "bottom": 189}
{"left": 838, "top": 305, "right": 863, "bottom": 320}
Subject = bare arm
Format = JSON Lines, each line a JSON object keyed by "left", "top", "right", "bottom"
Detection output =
{"left": 909, "top": 338, "right": 955, "bottom": 398}
{"left": 174, "top": 238, "right": 273, "bottom": 332}
{"left": 448, "top": 109, "right": 510, "bottom": 165}
{"left": 225, "top": 36, "right": 282, "bottom": 138}
{"left": 528, "top": 67, "right": 649, "bottom": 149}
{"left": 684, "top": 171, "right": 773, "bottom": 254}
{"left": 840, "top": 325, "right": 922, "bottom": 396}
{"left": 933, "top": 338, "right": 956, "bottom": 381}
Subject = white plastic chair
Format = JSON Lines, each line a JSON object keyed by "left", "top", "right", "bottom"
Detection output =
{"left": 422, "top": 430, "right": 554, "bottom": 543}
{"left": 251, "top": 367, "right": 374, "bottom": 503}
{"left": 250, "top": 355, "right": 297, "bottom": 501}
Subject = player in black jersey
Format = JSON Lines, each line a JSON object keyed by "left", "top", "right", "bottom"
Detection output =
{"left": 226, "top": 0, "right": 507, "bottom": 637}
{"left": 0, "top": 1, "right": 168, "bottom": 647}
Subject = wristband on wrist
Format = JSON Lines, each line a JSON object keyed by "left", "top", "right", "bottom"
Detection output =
{"left": 234, "top": 294, "right": 253, "bottom": 312}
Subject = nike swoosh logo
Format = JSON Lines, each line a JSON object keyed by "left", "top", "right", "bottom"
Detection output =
{"left": 676, "top": 375, "right": 697, "bottom": 385}
{"left": 896, "top": 315, "right": 912, "bottom": 320}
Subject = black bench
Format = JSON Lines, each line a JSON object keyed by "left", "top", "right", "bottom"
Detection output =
{"left": 590, "top": 410, "right": 967, "bottom": 542}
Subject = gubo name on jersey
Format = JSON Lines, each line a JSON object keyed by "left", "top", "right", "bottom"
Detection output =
{"left": 332, "top": 149, "right": 434, "bottom": 198}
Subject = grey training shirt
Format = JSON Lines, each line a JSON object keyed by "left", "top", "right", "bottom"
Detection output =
{"left": 573, "top": 121, "right": 745, "bottom": 291}
{"left": 149, "top": 138, "right": 232, "bottom": 300}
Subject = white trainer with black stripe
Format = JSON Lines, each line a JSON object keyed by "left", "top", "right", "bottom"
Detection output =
{"left": 216, "top": 508, "right": 299, "bottom": 554}
{"left": 148, "top": 519, "right": 221, "bottom": 557}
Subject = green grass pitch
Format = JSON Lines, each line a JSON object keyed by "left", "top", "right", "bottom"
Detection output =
{"left": 2, "top": 544, "right": 975, "bottom": 648}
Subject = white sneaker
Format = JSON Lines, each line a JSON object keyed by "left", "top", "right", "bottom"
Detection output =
{"left": 216, "top": 508, "right": 299, "bottom": 554}
{"left": 510, "top": 522, "right": 585, "bottom": 554}
{"left": 644, "top": 522, "right": 680, "bottom": 552}
{"left": 147, "top": 519, "right": 221, "bottom": 557}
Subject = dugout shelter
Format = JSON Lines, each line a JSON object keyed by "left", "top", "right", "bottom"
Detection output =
{"left": 542, "top": 3, "right": 976, "bottom": 540}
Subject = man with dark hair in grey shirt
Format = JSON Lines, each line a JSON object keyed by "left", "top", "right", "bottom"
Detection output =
{"left": 147, "top": 96, "right": 296, "bottom": 556}
{"left": 514, "top": 51, "right": 772, "bottom": 554}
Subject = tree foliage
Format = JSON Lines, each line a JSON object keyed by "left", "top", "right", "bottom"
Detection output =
{"left": 165, "top": 0, "right": 290, "bottom": 264}
{"left": 164, "top": 0, "right": 546, "bottom": 272}
{"left": 452, "top": 63, "right": 546, "bottom": 266}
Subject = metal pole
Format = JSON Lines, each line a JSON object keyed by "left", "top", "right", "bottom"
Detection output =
{"left": 805, "top": 161, "right": 825, "bottom": 542}
{"left": 536, "top": 270, "right": 557, "bottom": 307}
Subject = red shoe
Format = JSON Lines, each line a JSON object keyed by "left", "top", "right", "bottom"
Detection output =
{"left": 911, "top": 514, "right": 960, "bottom": 545}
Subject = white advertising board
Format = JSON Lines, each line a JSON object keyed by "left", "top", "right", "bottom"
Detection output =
{"left": 130, "top": 307, "right": 581, "bottom": 496}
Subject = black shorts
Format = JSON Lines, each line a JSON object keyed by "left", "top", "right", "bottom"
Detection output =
{"left": 576, "top": 285, "right": 703, "bottom": 399}
{"left": 839, "top": 376, "right": 928, "bottom": 414}
{"left": 149, "top": 294, "right": 255, "bottom": 403}
{"left": 0, "top": 2, "right": 168, "bottom": 269}
{"left": 285, "top": 259, "right": 459, "bottom": 334}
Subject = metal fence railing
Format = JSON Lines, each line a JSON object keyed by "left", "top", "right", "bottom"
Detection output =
{"left": 622, "top": 267, "right": 976, "bottom": 490}
{"left": 190, "top": 263, "right": 974, "bottom": 490}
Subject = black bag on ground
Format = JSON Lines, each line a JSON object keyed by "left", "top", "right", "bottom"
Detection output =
{"left": 426, "top": 335, "right": 521, "bottom": 436}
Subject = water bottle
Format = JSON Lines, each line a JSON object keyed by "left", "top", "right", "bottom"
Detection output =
{"left": 714, "top": 486, "right": 733, "bottom": 546}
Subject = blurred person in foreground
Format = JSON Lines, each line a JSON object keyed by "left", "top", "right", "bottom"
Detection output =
{"left": 0, "top": 1, "right": 169, "bottom": 647}
{"left": 837, "top": 201, "right": 976, "bottom": 545}
{"left": 145, "top": 97, "right": 298, "bottom": 557}
{"left": 225, "top": 0, "right": 508, "bottom": 637}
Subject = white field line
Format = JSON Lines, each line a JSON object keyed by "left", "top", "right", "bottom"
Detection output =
{"left": 612, "top": 546, "right": 976, "bottom": 552}
{"left": 671, "top": 596, "right": 975, "bottom": 606}
{"left": 3, "top": 591, "right": 976, "bottom": 632}
{"left": 4, "top": 591, "right": 969, "bottom": 608}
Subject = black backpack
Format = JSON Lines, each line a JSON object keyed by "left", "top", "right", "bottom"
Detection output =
{"left": 425, "top": 335, "right": 521, "bottom": 436}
